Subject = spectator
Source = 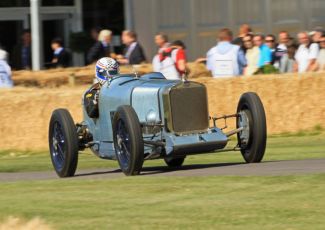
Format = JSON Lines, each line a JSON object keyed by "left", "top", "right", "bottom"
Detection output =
{"left": 0, "top": 52, "right": 13, "bottom": 88}
{"left": 273, "top": 31, "right": 290, "bottom": 71}
{"left": 265, "top": 34, "right": 287, "bottom": 70}
{"left": 90, "top": 26, "right": 102, "bottom": 42}
{"left": 47, "top": 38, "right": 71, "bottom": 68}
{"left": 0, "top": 45, "right": 9, "bottom": 62}
{"left": 233, "top": 24, "right": 252, "bottom": 53}
{"left": 278, "top": 31, "right": 290, "bottom": 51}
{"left": 170, "top": 40, "right": 187, "bottom": 76}
{"left": 116, "top": 30, "right": 146, "bottom": 65}
{"left": 11, "top": 29, "right": 31, "bottom": 70}
{"left": 294, "top": 31, "right": 319, "bottom": 73}
{"left": 243, "top": 34, "right": 259, "bottom": 76}
{"left": 279, "top": 40, "right": 298, "bottom": 73}
{"left": 87, "top": 29, "right": 114, "bottom": 64}
{"left": 154, "top": 32, "right": 170, "bottom": 52}
{"left": 310, "top": 27, "right": 324, "bottom": 45}
{"left": 152, "top": 33, "right": 177, "bottom": 79}
{"left": 253, "top": 34, "right": 272, "bottom": 69}
{"left": 265, "top": 34, "right": 277, "bottom": 63}
{"left": 206, "top": 28, "right": 246, "bottom": 78}
{"left": 314, "top": 35, "right": 325, "bottom": 71}
{"left": 152, "top": 40, "right": 187, "bottom": 80}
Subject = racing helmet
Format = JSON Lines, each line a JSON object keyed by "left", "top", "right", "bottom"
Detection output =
{"left": 95, "top": 57, "right": 120, "bottom": 85}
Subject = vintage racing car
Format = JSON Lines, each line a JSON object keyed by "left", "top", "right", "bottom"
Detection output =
{"left": 49, "top": 72, "right": 267, "bottom": 177}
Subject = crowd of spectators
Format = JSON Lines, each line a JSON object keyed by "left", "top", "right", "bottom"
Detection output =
{"left": 201, "top": 25, "right": 325, "bottom": 78}
{"left": 152, "top": 24, "right": 325, "bottom": 79}
{"left": 1, "top": 24, "right": 325, "bottom": 86}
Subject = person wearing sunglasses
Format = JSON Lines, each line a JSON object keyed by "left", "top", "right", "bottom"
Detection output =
{"left": 253, "top": 34, "right": 272, "bottom": 68}
{"left": 265, "top": 34, "right": 287, "bottom": 71}
{"left": 265, "top": 34, "right": 277, "bottom": 64}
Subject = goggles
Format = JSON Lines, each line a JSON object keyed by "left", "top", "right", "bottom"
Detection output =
{"left": 97, "top": 68, "right": 119, "bottom": 79}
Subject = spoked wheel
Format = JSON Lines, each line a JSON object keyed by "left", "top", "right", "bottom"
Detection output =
{"left": 49, "top": 109, "right": 79, "bottom": 177}
{"left": 164, "top": 157, "right": 185, "bottom": 167}
{"left": 237, "top": 92, "right": 267, "bottom": 163}
{"left": 113, "top": 105, "right": 144, "bottom": 176}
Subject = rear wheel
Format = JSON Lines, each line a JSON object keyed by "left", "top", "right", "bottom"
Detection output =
{"left": 49, "top": 109, "right": 79, "bottom": 177}
{"left": 112, "top": 105, "right": 144, "bottom": 176}
{"left": 164, "top": 157, "right": 185, "bottom": 167}
{"left": 237, "top": 92, "right": 267, "bottom": 163}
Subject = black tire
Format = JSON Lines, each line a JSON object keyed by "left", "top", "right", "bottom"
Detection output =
{"left": 49, "top": 109, "right": 79, "bottom": 177}
{"left": 112, "top": 105, "right": 144, "bottom": 176}
{"left": 236, "top": 92, "right": 267, "bottom": 163}
{"left": 164, "top": 157, "right": 185, "bottom": 167}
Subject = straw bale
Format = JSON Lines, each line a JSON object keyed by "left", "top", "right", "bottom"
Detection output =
{"left": 1, "top": 72, "right": 325, "bottom": 150}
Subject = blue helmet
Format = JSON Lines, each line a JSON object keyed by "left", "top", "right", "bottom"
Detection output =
{"left": 95, "top": 57, "right": 119, "bottom": 85}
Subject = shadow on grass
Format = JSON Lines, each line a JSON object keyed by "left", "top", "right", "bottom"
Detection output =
{"left": 141, "top": 162, "right": 247, "bottom": 176}
{"left": 74, "top": 168, "right": 122, "bottom": 177}
{"left": 74, "top": 162, "right": 247, "bottom": 177}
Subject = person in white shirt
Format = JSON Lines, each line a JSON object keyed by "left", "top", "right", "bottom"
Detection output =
{"left": 0, "top": 49, "right": 13, "bottom": 88}
{"left": 294, "top": 32, "right": 319, "bottom": 73}
{"left": 0, "top": 47, "right": 8, "bottom": 62}
{"left": 152, "top": 33, "right": 182, "bottom": 79}
{"left": 206, "top": 28, "right": 246, "bottom": 78}
{"left": 314, "top": 35, "right": 325, "bottom": 71}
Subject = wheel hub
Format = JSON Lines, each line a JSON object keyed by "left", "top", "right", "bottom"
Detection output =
{"left": 117, "top": 134, "right": 123, "bottom": 149}
{"left": 238, "top": 111, "right": 250, "bottom": 146}
{"left": 52, "top": 137, "right": 58, "bottom": 153}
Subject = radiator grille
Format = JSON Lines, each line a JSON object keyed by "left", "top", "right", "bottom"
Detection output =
{"left": 168, "top": 83, "right": 209, "bottom": 134}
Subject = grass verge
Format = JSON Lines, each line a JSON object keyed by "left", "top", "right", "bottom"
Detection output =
{"left": 0, "top": 174, "right": 324, "bottom": 230}
{"left": 0, "top": 131, "right": 324, "bottom": 229}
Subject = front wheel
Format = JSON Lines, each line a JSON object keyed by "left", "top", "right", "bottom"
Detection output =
{"left": 49, "top": 109, "right": 79, "bottom": 177}
{"left": 237, "top": 92, "right": 267, "bottom": 163}
{"left": 112, "top": 105, "right": 144, "bottom": 176}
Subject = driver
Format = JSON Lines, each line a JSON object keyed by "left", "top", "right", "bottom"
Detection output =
{"left": 84, "top": 57, "right": 120, "bottom": 118}
{"left": 94, "top": 57, "right": 120, "bottom": 85}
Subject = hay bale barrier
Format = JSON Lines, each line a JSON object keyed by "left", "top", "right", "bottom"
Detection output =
{"left": 1, "top": 65, "right": 325, "bottom": 150}
{"left": 11, "top": 64, "right": 153, "bottom": 87}
{"left": 0, "top": 216, "right": 53, "bottom": 230}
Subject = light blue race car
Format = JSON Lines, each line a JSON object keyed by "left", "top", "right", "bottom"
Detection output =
{"left": 49, "top": 72, "right": 267, "bottom": 177}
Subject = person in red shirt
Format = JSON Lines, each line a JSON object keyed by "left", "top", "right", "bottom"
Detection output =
{"left": 153, "top": 39, "right": 187, "bottom": 80}
{"left": 170, "top": 40, "right": 187, "bottom": 76}
{"left": 157, "top": 40, "right": 187, "bottom": 76}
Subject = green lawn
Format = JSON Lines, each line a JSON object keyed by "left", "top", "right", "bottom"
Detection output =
{"left": 0, "top": 175, "right": 324, "bottom": 230}
{"left": 0, "top": 132, "right": 324, "bottom": 229}
{"left": 0, "top": 131, "right": 324, "bottom": 173}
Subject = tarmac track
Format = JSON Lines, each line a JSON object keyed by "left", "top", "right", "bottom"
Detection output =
{"left": 0, "top": 159, "right": 324, "bottom": 182}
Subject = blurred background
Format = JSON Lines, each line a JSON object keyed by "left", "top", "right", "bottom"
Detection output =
{"left": 0, "top": 0, "right": 324, "bottom": 69}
